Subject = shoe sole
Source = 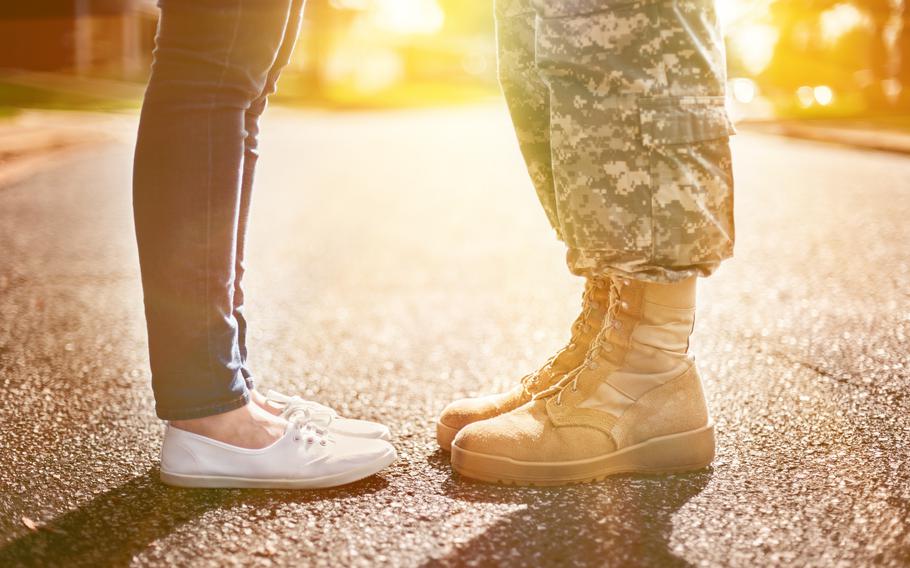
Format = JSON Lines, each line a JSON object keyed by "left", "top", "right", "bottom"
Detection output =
{"left": 450, "top": 423, "right": 715, "bottom": 486}
{"left": 435, "top": 421, "right": 459, "bottom": 452}
{"left": 159, "top": 447, "right": 397, "bottom": 489}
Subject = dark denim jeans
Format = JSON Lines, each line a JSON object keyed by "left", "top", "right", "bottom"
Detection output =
{"left": 134, "top": 0, "right": 304, "bottom": 420}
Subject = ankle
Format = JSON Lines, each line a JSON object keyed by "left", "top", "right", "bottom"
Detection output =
{"left": 170, "top": 402, "right": 287, "bottom": 449}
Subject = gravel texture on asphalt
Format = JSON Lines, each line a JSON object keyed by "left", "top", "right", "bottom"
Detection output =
{"left": 0, "top": 106, "right": 908, "bottom": 567}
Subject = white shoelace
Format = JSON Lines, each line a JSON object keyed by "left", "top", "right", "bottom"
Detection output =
{"left": 266, "top": 390, "right": 336, "bottom": 444}
{"left": 284, "top": 405, "right": 333, "bottom": 446}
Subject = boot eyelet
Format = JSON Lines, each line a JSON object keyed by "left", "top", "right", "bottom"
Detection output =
{"left": 588, "top": 361, "right": 599, "bottom": 370}
{"left": 613, "top": 320, "right": 623, "bottom": 330}
{"left": 621, "top": 301, "right": 629, "bottom": 310}
{"left": 566, "top": 343, "right": 576, "bottom": 351}
{"left": 602, "top": 344, "right": 613, "bottom": 353}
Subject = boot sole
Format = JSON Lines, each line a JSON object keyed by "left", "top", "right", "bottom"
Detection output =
{"left": 451, "top": 423, "right": 715, "bottom": 486}
{"left": 436, "top": 421, "right": 459, "bottom": 452}
{"left": 159, "top": 447, "right": 397, "bottom": 489}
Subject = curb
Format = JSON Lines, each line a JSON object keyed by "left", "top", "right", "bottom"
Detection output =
{"left": 739, "top": 121, "right": 910, "bottom": 156}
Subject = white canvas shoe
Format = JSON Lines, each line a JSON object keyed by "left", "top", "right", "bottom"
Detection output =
{"left": 159, "top": 413, "right": 396, "bottom": 489}
{"left": 265, "top": 390, "right": 392, "bottom": 441}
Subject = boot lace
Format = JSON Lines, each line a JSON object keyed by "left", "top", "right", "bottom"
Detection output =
{"left": 520, "top": 280, "right": 605, "bottom": 395}
{"left": 536, "top": 277, "right": 627, "bottom": 405}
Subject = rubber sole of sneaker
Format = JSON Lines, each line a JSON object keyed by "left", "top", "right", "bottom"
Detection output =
{"left": 435, "top": 421, "right": 459, "bottom": 452}
{"left": 159, "top": 447, "right": 397, "bottom": 489}
{"left": 450, "top": 423, "right": 715, "bottom": 486}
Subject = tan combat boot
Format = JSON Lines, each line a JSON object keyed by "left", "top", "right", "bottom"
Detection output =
{"left": 450, "top": 275, "right": 715, "bottom": 485}
{"left": 436, "top": 279, "right": 612, "bottom": 451}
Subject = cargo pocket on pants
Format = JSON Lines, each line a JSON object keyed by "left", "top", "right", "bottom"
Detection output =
{"left": 638, "top": 96, "right": 736, "bottom": 272}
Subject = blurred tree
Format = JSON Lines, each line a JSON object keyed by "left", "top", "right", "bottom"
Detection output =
{"left": 300, "top": 0, "right": 361, "bottom": 93}
{"left": 853, "top": 0, "right": 896, "bottom": 109}
{"left": 892, "top": 1, "right": 910, "bottom": 109}
{"left": 435, "top": 0, "right": 493, "bottom": 36}
{"left": 761, "top": 0, "right": 905, "bottom": 113}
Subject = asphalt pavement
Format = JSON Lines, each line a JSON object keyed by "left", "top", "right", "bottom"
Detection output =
{"left": 0, "top": 104, "right": 908, "bottom": 567}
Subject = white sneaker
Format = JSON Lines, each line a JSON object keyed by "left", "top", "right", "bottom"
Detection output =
{"left": 159, "top": 414, "right": 396, "bottom": 489}
{"left": 265, "top": 390, "right": 391, "bottom": 441}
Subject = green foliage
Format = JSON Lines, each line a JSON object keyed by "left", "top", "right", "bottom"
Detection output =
{"left": 0, "top": 80, "right": 138, "bottom": 112}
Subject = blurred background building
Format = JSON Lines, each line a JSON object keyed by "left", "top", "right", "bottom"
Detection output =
{"left": 0, "top": 1, "right": 158, "bottom": 77}
{"left": 0, "top": 0, "right": 908, "bottom": 117}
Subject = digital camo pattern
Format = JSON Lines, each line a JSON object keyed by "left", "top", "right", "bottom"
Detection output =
{"left": 495, "top": 0, "right": 561, "bottom": 237}
{"left": 496, "top": 0, "right": 735, "bottom": 282}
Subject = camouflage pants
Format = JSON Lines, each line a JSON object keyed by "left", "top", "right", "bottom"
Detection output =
{"left": 496, "top": 0, "right": 736, "bottom": 282}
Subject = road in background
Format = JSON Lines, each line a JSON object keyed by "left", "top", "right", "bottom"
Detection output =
{"left": 0, "top": 105, "right": 908, "bottom": 566}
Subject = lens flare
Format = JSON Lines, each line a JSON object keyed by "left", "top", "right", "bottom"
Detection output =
{"left": 731, "top": 78, "right": 757, "bottom": 104}
{"left": 814, "top": 85, "right": 834, "bottom": 106}
{"left": 796, "top": 85, "right": 815, "bottom": 108}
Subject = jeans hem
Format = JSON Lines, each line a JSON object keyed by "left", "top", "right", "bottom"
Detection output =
{"left": 241, "top": 367, "right": 255, "bottom": 391}
{"left": 156, "top": 391, "right": 250, "bottom": 421}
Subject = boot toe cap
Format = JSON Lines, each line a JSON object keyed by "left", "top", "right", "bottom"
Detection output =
{"left": 452, "top": 400, "right": 615, "bottom": 462}
{"left": 438, "top": 387, "right": 526, "bottom": 431}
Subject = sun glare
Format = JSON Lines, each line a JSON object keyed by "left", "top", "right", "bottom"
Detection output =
{"left": 717, "top": 0, "right": 748, "bottom": 28}
{"left": 717, "top": 0, "right": 774, "bottom": 28}
{"left": 371, "top": 0, "right": 445, "bottom": 35}
{"left": 730, "top": 24, "right": 779, "bottom": 75}
{"left": 731, "top": 77, "right": 758, "bottom": 103}
{"left": 717, "top": 0, "right": 779, "bottom": 75}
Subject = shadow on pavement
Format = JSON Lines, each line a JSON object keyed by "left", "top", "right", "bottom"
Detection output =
{"left": 0, "top": 468, "right": 389, "bottom": 566}
{"left": 425, "top": 450, "right": 711, "bottom": 567}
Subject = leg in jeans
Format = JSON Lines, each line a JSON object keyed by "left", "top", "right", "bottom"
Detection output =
{"left": 134, "top": 0, "right": 399, "bottom": 486}
{"left": 235, "top": 0, "right": 306, "bottom": 390}
{"left": 133, "top": 0, "right": 296, "bottom": 420}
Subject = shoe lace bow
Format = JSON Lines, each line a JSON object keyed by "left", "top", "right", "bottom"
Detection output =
{"left": 266, "top": 390, "right": 337, "bottom": 438}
